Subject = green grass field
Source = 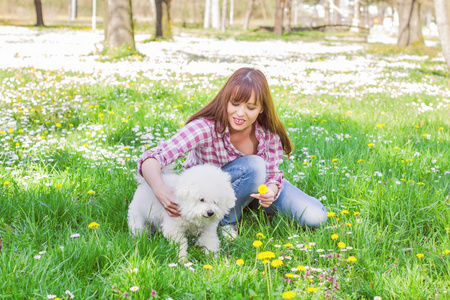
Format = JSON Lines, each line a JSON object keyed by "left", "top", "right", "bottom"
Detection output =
{"left": 0, "top": 34, "right": 449, "bottom": 299}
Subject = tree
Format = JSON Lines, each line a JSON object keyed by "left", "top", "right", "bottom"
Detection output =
{"left": 155, "top": 0, "right": 172, "bottom": 38}
{"left": 211, "top": 0, "right": 221, "bottom": 29}
{"left": 285, "top": 0, "right": 292, "bottom": 33}
{"left": 274, "top": 0, "right": 285, "bottom": 35}
{"left": 204, "top": 0, "right": 211, "bottom": 28}
{"left": 34, "top": 0, "right": 44, "bottom": 26}
{"left": 221, "top": 0, "right": 227, "bottom": 32}
{"left": 105, "top": 0, "right": 135, "bottom": 51}
{"left": 243, "top": 0, "right": 255, "bottom": 30}
{"left": 434, "top": 0, "right": 450, "bottom": 70}
{"left": 397, "top": 0, "right": 424, "bottom": 47}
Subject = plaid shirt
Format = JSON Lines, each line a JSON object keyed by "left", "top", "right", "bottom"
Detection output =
{"left": 137, "top": 118, "right": 285, "bottom": 197}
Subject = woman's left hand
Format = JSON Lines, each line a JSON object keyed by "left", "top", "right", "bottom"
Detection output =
{"left": 250, "top": 185, "right": 277, "bottom": 208}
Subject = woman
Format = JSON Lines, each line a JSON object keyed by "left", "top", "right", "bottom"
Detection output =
{"left": 137, "top": 68, "right": 327, "bottom": 239}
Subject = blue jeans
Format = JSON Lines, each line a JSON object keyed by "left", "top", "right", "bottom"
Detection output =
{"left": 220, "top": 155, "right": 328, "bottom": 227}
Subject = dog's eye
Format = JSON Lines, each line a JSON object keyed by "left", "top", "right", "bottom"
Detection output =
{"left": 214, "top": 201, "right": 218, "bottom": 205}
{"left": 200, "top": 198, "right": 205, "bottom": 202}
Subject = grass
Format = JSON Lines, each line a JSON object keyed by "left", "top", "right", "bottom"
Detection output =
{"left": 0, "top": 31, "right": 449, "bottom": 299}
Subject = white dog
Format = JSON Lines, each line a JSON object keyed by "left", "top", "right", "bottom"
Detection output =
{"left": 128, "top": 164, "right": 236, "bottom": 262}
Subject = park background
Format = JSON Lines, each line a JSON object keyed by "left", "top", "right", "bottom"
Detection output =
{"left": 0, "top": 0, "right": 449, "bottom": 299}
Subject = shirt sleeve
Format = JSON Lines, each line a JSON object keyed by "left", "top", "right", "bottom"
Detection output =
{"left": 264, "top": 133, "right": 285, "bottom": 200}
{"left": 136, "top": 119, "right": 212, "bottom": 176}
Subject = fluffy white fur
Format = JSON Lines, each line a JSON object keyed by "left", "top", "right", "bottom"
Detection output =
{"left": 128, "top": 164, "right": 236, "bottom": 262}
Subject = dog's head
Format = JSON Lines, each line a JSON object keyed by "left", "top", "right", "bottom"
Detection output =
{"left": 175, "top": 165, "right": 236, "bottom": 223}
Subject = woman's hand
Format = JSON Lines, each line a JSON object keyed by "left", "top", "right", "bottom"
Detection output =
{"left": 250, "top": 184, "right": 278, "bottom": 208}
{"left": 154, "top": 184, "right": 180, "bottom": 217}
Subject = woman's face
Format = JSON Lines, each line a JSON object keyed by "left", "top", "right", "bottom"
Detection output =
{"left": 227, "top": 91, "right": 263, "bottom": 134}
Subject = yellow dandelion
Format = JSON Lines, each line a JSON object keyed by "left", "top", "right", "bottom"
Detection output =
{"left": 203, "top": 264, "right": 213, "bottom": 269}
{"left": 88, "top": 222, "right": 100, "bottom": 229}
{"left": 345, "top": 222, "right": 352, "bottom": 227}
{"left": 347, "top": 256, "right": 357, "bottom": 262}
{"left": 55, "top": 123, "right": 62, "bottom": 128}
{"left": 87, "top": 190, "right": 95, "bottom": 195}
{"left": 354, "top": 212, "right": 361, "bottom": 216}
{"left": 357, "top": 159, "right": 363, "bottom": 163}
{"left": 332, "top": 158, "right": 339, "bottom": 163}
{"left": 271, "top": 259, "right": 283, "bottom": 267}
{"left": 377, "top": 124, "right": 385, "bottom": 128}
{"left": 331, "top": 234, "right": 339, "bottom": 240}
{"left": 257, "top": 251, "right": 275, "bottom": 260}
{"left": 236, "top": 259, "right": 244, "bottom": 266}
{"left": 341, "top": 210, "right": 349, "bottom": 215}
{"left": 307, "top": 287, "right": 318, "bottom": 292}
{"left": 3, "top": 181, "right": 10, "bottom": 185}
{"left": 258, "top": 184, "right": 268, "bottom": 194}
{"left": 56, "top": 184, "right": 63, "bottom": 188}
{"left": 416, "top": 253, "right": 424, "bottom": 259}
{"left": 285, "top": 273, "right": 294, "bottom": 278}
{"left": 252, "top": 240, "right": 263, "bottom": 248}
{"left": 283, "top": 243, "right": 293, "bottom": 248}
{"left": 442, "top": 250, "right": 450, "bottom": 255}
{"left": 297, "top": 265, "right": 305, "bottom": 271}
{"left": 414, "top": 125, "right": 420, "bottom": 128}
{"left": 338, "top": 242, "right": 346, "bottom": 249}
{"left": 8, "top": 128, "right": 14, "bottom": 133}
{"left": 282, "top": 291, "right": 296, "bottom": 299}
{"left": 327, "top": 212, "right": 336, "bottom": 217}
{"left": 256, "top": 232, "right": 265, "bottom": 239}
{"left": 368, "top": 143, "right": 375, "bottom": 147}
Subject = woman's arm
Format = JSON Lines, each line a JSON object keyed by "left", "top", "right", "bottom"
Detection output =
{"left": 141, "top": 158, "right": 180, "bottom": 217}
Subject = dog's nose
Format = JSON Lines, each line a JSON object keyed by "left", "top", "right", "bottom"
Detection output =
{"left": 207, "top": 210, "right": 215, "bottom": 217}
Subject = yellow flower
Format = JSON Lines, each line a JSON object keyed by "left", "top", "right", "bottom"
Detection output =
{"left": 357, "top": 159, "right": 363, "bottom": 163}
{"left": 87, "top": 190, "right": 95, "bottom": 195}
{"left": 236, "top": 259, "right": 244, "bottom": 265}
{"left": 331, "top": 234, "right": 339, "bottom": 240}
{"left": 55, "top": 123, "right": 62, "bottom": 128}
{"left": 332, "top": 158, "right": 339, "bottom": 163}
{"left": 327, "top": 212, "right": 336, "bottom": 217}
{"left": 285, "top": 273, "right": 294, "bottom": 278}
{"left": 282, "top": 291, "right": 296, "bottom": 299}
{"left": 341, "top": 210, "right": 349, "bottom": 215}
{"left": 347, "top": 256, "right": 357, "bottom": 262}
{"left": 257, "top": 251, "right": 275, "bottom": 260}
{"left": 283, "top": 243, "right": 293, "bottom": 248}
{"left": 338, "top": 242, "right": 346, "bottom": 249}
{"left": 258, "top": 184, "right": 268, "bottom": 194}
{"left": 56, "top": 184, "right": 63, "bottom": 188}
{"left": 297, "top": 265, "right": 305, "bottom": 271}
{"left": 203, "top": 264, "right": 213, "bottom": 269}
{"left": 345, "top": 222, "right": 352, "bottom": 227}
{"left": 252, "top": 240, "right": 263, "bottom": 248}
{"left": 88, "top": 222, "right": 100, "bottom": 229}
{"left": 271, "top": 259, "right": 283, "bottom": 267}
{"left": 307, "top": 287, "right": 318, "bottom": 292}
{"left": 442, "top": 250, "right": 450, "bottom": 255}
{"left": 377, "top": 123, "right": 385, "bottom": 128}
{"left": 368, "top": 143, "right": 375, "bottom": 147}
{"left": 3, "top": 181, "right": 10, "bottom": 185}
{"left": 8, "top": 128, "right": 14, "bottom": 133}
{"left": 354, "top": 212, "right": 361, "bottom": 216}
{"left": 416, "top": 253, "right": 424, "bottom": 259}
{"left": 256, "top": 232, "right": 265, "bottom": 238}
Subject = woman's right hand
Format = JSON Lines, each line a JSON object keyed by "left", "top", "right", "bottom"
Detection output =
{"left": 154, "top": 184, "right": 180, "bottom": 217}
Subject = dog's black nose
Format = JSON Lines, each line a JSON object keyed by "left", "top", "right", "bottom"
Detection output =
{"left": 207, "top": 210, "right": 215, "bottom": 217}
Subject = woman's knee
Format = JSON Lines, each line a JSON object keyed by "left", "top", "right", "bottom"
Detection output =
{"left": 301, "top": 202, "right": 328, "bottom": 228}
{"left": 243, "top": 155, "right": 266, "bottom": 182}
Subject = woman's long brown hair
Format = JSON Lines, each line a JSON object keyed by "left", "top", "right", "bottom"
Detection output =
{"left": 187, "top": 68, "right": 293, "bottom": 156}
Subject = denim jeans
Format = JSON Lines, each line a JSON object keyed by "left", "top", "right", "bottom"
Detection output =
{"left": 220, "top": 155, "right": 328, "bottom": 227}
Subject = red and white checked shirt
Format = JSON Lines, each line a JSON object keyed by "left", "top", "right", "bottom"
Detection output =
{"left": 137, "top": 118, "right": 285, "bottom": 196}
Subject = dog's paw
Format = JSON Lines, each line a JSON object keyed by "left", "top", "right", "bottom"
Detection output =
{"left": 178, "top": 256, "right": 189, "bottom": 264}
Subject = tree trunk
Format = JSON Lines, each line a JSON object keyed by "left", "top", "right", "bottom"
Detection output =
{"left": 434, "top": 0, "right": 450, "bottom": 70}
{"left": 106, "top": 0, "right": 135, "bottom": 50}
{"left": 229, "top": 0, "right": 234, "bottom": 25}
{"left": 243, "top": 0, "right": 255, "bottom": 30}
{"left": 221, "top": 0, "right": 227, "bottom": 32}
{"left": 204, "top": 0, "right": 211, "bottom": 28}
{"left": 155, "top": 0, "right": 172, "bottom": 38}
{"left": 34, "top": 0, "right": 45, "bottom": 26}
{"left": 274, "top": 0, "right": 285, "bottom": 35}
{"left": 397, "top": 0, "right": 423, "bottom": 47}
{"left": 351, "top": 0, "right": 360, "bottom": 32}
{"left": 324, "top": 0, "right": 330, "bottom": 25}
{"left": 285, "top": 0, "right": 292, "bottom": 34}
{"left": 211, "top": 0, "right": 220, "bottom": 29}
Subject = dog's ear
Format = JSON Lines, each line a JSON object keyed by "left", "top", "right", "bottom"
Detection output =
{"left": 175, "top": 177, "right": 197, "bottom": 201}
